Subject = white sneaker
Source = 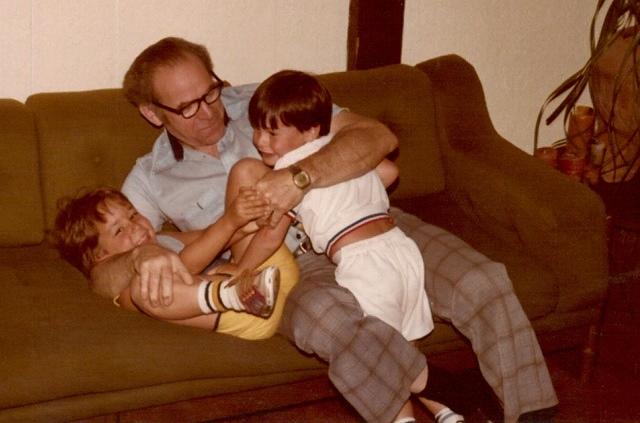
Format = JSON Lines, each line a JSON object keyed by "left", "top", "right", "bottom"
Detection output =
{"left": 234, "top": 266, "right": 280, "bottom": 318}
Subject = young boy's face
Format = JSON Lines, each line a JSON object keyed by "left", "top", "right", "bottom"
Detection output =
{"left": 95, "top": 199, "right": 156, "bottom": 262}
{"left": 252, "top": 117, "right": 319, "bottom": 166}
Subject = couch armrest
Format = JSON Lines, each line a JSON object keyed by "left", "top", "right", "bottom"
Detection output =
{"left": 415, "top": 55, "right": 608, "bottom": 312}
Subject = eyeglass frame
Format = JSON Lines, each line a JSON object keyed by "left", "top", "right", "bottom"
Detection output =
{"left": 151, "top": 70, "right": 224, "bottom": 119}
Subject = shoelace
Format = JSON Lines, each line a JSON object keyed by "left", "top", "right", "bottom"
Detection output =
{"left": 230, "top": 270, "right": 267, "bottom": 313}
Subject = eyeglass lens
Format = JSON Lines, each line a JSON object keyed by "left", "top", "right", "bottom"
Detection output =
{"left": 181, "top": 84, "right": 222, "bottom": 118}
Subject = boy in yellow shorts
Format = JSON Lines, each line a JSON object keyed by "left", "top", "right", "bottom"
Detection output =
{"left": 52, "top": 186, "right": 298, "bottom": 340}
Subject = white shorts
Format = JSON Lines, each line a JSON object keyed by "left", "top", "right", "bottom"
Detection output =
{"left": 333, "top": 227, "right": 434, "bottom": 340}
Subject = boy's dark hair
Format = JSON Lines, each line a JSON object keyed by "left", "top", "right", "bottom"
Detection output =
{"left": 248, "top": 70, "right": 332, "bottom": 136}
{"left": 51, "top": 187, "right": 132, "bottom": 277}
{"left": 123, "top": 37, "right": 214, "bottom": 106}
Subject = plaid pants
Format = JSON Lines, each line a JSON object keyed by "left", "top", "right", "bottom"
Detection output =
{"left": 278, "top": 208, "right": 558, "bottom": 423}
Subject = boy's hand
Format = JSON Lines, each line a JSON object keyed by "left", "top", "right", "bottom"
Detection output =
{"left": 227, "top": 186, "right": 270, "bottom": 228}
{"left": 131, "top": 244, "right": 194, "bottom": 307}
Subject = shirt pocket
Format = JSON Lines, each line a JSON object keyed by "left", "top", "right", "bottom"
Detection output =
{"left": 182, "top": 187, "right": 225, "bottom": 230}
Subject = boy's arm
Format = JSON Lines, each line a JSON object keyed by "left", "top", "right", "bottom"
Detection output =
{"left": 166, "top": 222, "right": 259, "bottom": 249}
{"left": 256, "top": 110, "right": 398, "bottom": 227}
{"left": 178, "top": 214, "right": 238, "bottom": 274}
{"left": 234, "top": 216, "right": 292, "bottom": 272}
{"left": 179, "top": 186, "right": 269, "bottom": 274}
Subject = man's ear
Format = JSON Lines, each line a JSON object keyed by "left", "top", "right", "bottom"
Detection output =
{"left": 139, "top": 104, "right": 163, "bottom": 127}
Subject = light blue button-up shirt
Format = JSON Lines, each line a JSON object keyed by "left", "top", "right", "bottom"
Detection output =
{"left": 122, "top": 83, "right": 261, "bottom": 233}
{"left": 122, "top": 83, "right": 341, "bottom": 253}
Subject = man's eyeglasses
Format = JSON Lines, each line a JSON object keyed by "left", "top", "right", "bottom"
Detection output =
{"left": 152, "top": 71, "right": 223, "bottom": 119}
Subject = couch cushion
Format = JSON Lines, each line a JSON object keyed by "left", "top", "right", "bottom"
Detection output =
{"left": 392, "top": 194, "right": 558, "bottom": 320}
{"left": 318, "top": 64, "right": 445, "bottom": 200}
{"left": 26, "top": 89, "right": 160, "bottom": 230}
{"left": 0, "top": 244, "right": 325, "bottom": 421}
{"left": 0, "top": 99, "right": 44, "bottom": 246}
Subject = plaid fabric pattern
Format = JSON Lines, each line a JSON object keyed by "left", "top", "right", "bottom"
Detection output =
{"left": 392, "top": 208, "right": 558, "bottom": 423}
{"left": 279, "top": 207, "right": 558, "bottom": 423}
{"left": 278, "top": 251, "right": 425, "bottom": 423}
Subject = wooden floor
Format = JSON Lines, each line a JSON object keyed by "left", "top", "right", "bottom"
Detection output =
{"left": 219, "top": 273, "right": 640, "bottom": 423}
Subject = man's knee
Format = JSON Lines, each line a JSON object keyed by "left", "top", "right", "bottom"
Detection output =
{"left": 287, "top": 280, "right": 362, "bottom": 323}
{"left": 281, "top": 281, "right": 364, "bottom": 354}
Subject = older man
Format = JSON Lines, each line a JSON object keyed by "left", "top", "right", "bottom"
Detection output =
{"left": 91, "top": 37, "right": 557, "bottom": 423}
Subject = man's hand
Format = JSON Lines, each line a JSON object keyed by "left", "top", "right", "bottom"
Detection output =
{"left": 255, "top": 167, "right": 304, "bottom": 227}
{"left": 130, "top": 244, "right": 194, "bottom": 307}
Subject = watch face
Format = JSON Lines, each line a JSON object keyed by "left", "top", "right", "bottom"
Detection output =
{"left": 289, "top": 165, "right": 310, "bottom": 189}
{"left": 294, "top": 171, "right": 310, "bottom": 189}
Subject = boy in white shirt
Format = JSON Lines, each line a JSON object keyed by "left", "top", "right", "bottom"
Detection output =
{"left": 228, "top": 70, "right": 464, "bottom": 423}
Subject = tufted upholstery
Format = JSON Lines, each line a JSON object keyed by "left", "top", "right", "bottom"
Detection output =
{"left": 0, "top": 99, "right": 44, "bottom": 246}
{"left": 0, "top": 56, "right": 607, "bottom": 422}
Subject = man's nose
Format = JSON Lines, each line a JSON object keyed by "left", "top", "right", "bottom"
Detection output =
{"left": 198, "top": 99, "right": 215, "bottom": 118}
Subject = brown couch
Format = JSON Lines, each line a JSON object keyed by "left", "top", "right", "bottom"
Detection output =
{"left": 0, "top": 55, "right": 608, "bottom": 422}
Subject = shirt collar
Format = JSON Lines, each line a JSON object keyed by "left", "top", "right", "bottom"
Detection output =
{"left": 166, "top": 111, "right": 231, "bottom": 162}
{"left": 168, "top": 131, "right": 184, "bottom": 161}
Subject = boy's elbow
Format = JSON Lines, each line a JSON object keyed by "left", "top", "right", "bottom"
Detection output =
{"left": 385, "top": 126, "right": 399, "bottom": 153}
{"left": 388, "top": 164, "right": 399, "bottom": 187}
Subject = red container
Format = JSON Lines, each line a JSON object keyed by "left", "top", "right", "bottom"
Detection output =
{"left": 558, "top": 151, "right": 586, "bottom": 181}
{"left": 534, "top": 147, "right": 558, "bottom": 168}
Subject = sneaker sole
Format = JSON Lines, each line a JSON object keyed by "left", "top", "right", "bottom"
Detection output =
{"left": 258, "top": 266, "right": 280, "bottom": 317}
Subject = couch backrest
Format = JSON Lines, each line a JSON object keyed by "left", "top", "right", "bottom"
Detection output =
{"left": 13, "top": 64, "right": 443, "bottom": 238}
{"left": 26, "top": 89, "right": 160, "bottom": 231}
{"left": 319, "top": 64, "right": 444, "bottom": 200}
{"left": 0, "top": 99, "right": 45, "bottom": 246}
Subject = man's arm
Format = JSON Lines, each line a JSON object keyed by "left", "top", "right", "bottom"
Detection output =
{"left": 256, "top": 111, "right": 398, "bottom": 226}
{"left": 90, "top": 243, "right": 193, "bottom": 307}
{"left": 301, "top": 110, "right": 398, "bottom": 187}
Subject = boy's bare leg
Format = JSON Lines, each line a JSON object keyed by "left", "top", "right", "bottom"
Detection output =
{"left": 393, "top": 401, "right": 415, "bottom": 422}
{"left": 125, "top": 274, "right": 223, "bottom": 320}
{"left": 122, "top": 268, "right": 279, "bottom": 322}
{"left": 118, "top": 279, "right": 218, "bottom": 330}
{"left": 225, "top": 158, "right": 272, "bottom": 259}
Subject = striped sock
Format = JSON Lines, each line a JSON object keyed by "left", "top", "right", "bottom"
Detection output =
{"left": 435, "top": 407, "right": 465, "bottom": 423}
{"left": 197, "top": 279, "right": 233, "bottom": 313}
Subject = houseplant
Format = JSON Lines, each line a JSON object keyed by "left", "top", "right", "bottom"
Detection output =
{"left": 535, "top": 0, "right": 640, "bottom": 184}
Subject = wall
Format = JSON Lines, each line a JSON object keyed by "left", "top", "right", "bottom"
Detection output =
{"left": 403, "top": 1, "right": 596, "bottom": 152}
{"left": 1, "top": 0, "right": 598, "bottom": 152}
{"left": 0, "top": 1, "right": 348, "bottom": 99}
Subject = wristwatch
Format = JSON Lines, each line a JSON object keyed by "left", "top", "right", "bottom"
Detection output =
{"left": 288, "top": 164, "right": 311, "bottom": 190}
